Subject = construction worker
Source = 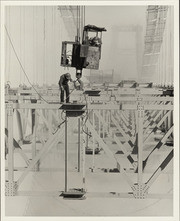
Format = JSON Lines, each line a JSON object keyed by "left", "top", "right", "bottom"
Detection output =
{"left": 59, "top": 73, "right": 72, "bottom": 103}
{"left": 89, "top": 36, "right": 101, "bottom": 47}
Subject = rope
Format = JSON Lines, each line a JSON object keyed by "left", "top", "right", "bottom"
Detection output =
{"left": 4, "top": 25, "right": 49, "bottom": 104}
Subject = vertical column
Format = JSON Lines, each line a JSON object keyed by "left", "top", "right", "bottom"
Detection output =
{"left": 5, "top": 103, "right": 18, "bottom": 196}
{"left": 32, "top": 109, "right": 39, "bottom": 171}
{"left": 23, "top": 108, "right": 29, "bottom": 140}
{"left": 31, "top": 99, "right": 37, "bottom": 135}
{"left": 106, "top": 110, "right": 109, "bottom": 134}
{"left": 102, "top": 109, "right": 105, "bottom": 139}
{"left": 98, "top": 110, "right": 101, "bottom": 135}
{"left": 86, "top": 125, "right": 89, "bottom": 150}
{"left": 108, "top": 110, "right": 111, "bottom": 134}
{"left": 78, "top": 118, "right": 81, "bottom": 172}
{"left": 5, "top": 107, "right": 8, "bottom": 159}
{"left": 162, "top": 101, "right": 165, "bottom": 132}
{"left": 7, "top": 103, "right": 14, "bottom": 183}
{"left": 64, "top": 116, "right": 68, "bottom": 192}
{"left": 92, "top": 110, "right": 95, "bottom": 171}
{"left": 48, "top": 110, "right": 52, "bottom": 138}
{"left": 82, "top": 121, "right": 86, "bottom": 190}
{"left": 109, "top": 109, "right": 112, "bottom": 138}
{"left": 137, "top": 102, "right": 144, "bottom": 186}
{"left": 16, "top": 109, "right": 24, "bottom": 144}
{"left": 132, "top": 92, "right": 147, "bottom": 199}
{"left": 133, "top": 92, "right": 139, "bottom": 154}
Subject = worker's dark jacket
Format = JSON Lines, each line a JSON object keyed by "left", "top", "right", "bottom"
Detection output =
{"left": 59, "top": 74, "right": 71, "bottom": 86}
{"left": 59, "top": 74, "right": 71, "bottom": 103}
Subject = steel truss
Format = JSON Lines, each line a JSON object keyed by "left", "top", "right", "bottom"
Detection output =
{"left": 5, "top": 87, "right": 173, "bottom": 199}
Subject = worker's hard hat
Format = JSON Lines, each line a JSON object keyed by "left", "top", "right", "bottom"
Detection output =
{"left": 65, "top": 73, "right": 71, "bottom": 79}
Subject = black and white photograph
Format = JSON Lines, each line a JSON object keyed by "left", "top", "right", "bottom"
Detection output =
{"left": 0, "top": 0, "right": 179, "bottom": 220}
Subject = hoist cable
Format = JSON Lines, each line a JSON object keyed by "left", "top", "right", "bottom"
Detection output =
{"left": 169, "top": 7, "right": 172, "bottom": 85}
{"left": 81, "top": 6, "right": 83, "bottom": 40}
{"left": 52, "top": 7, "right": 55, "bottom": 84}
{"left": 35, "top": 7, "right": 38, "bottom": 84}
{"left": 79, "top": 6, "right": 80, "bottom": 41}
{"left": 23, "top": 8, "right": 25, "bottom": 84}
{"left": 84, "top": 6, "right": 85, "bottom": 27}
{"left": 161, "top": 6, "right": 164, "bottom": 86}
{"left": 7, "top": 7, "right": 11, "bottom": 82}
{"left": 33, "top": 6, "right": 35, "bottom": 84}
{"left": 77, "top": 6, "right": 81, "bottom": 42}
{"left": 43, "top": 6, "right": 45, "bottom": 85}
{"left": 76, "top": 6, "right": 79, "bottom": 41}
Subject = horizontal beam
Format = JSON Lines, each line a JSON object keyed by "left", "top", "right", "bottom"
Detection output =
{"left": 6, "top": 87, "right": 166, "bottom": 96}
{"left": 5, "top": 95, "right": 173, "bottom": 105}
{"left": 122, "top": 104, "right": 173, "bottom": 111}
{"left": 16, "top": 190, "right": 172, "bottom": 199}
{"left": 8, "top": 102, "right": 173, "bottom": 111}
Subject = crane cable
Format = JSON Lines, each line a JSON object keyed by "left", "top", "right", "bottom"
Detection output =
{"left": 33, "top": 6, "right": 35, "bottom": 84}
{"left": 84, "top": 6, "right": 85, "bottom": 28}
{"left": 76, "top": 6, "right": 79, "bottom": 42}
{"left": 43, "top": 6, "right": 46, "bottom": 85}
{"left": 20, "top": 7, "right": 22, "bottom": 84}
{"left": 7, "top": 7, "right": 10, "bottom": 82}
{"left": 76, "top": 6, "right": 85, "bottom": 42}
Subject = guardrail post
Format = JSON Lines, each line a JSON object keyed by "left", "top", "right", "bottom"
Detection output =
{"left": 78, "top": 117, "right": 81, "bottom": 172}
